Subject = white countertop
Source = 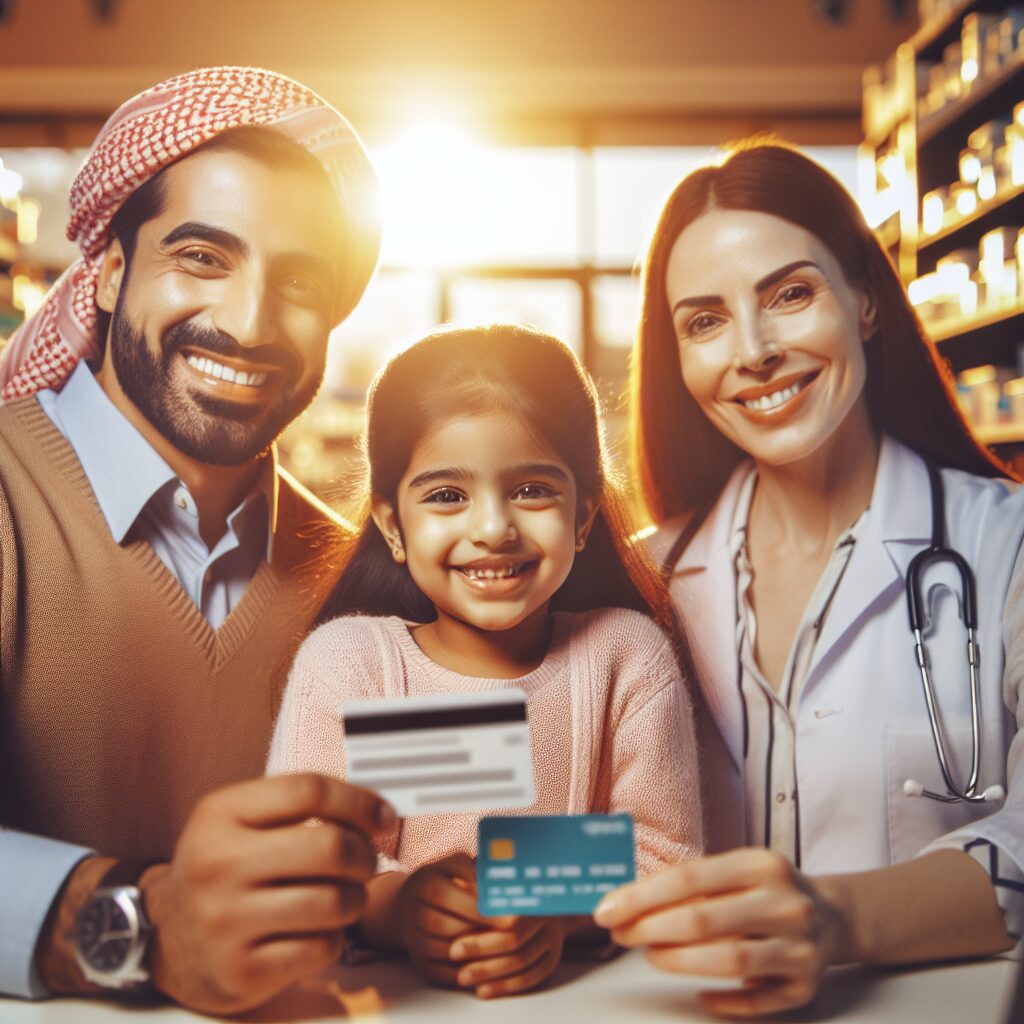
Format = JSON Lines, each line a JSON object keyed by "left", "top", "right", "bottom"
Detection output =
{"left": 1, "top": 949, "right": 1018, "bottom": 1023}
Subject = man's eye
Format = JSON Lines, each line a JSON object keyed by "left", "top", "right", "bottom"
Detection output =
{"left": 282, "top": 274, "right": 328, "bottom": 302}
{"left": 178, "top": 248, "right": 221, "bottom": 269}
{"left": 424, "top": 487, "right": 465, "bottom": 505}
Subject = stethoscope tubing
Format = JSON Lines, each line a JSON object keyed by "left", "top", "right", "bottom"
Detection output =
{"left": 905, "top": 463, "right": 989, "bottom": 803}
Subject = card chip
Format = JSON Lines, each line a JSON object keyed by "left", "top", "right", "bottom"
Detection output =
{"left": 490, "top": 838, "right": 515, "bottom": 860}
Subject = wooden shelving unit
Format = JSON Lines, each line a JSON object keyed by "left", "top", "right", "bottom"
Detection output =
{"left": 862, "top": 2, "right": 1024, "bottom": 454}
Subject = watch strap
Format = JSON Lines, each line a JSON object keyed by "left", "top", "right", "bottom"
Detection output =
{"left": 97, "top": 858, "right": 160, "bottom": 891}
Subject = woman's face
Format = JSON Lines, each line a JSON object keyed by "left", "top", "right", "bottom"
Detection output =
{"left": 664, "top": 208, "right": 876, "bottom": 469}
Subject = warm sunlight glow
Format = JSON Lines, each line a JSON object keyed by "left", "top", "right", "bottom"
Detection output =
{"left": 374, "top": 113, "right": 578, "bottom": 269}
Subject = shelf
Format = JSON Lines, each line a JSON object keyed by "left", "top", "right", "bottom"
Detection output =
{"left": 918, "top": 53, "right": 1024, "bottom": 147}
{"left": 927, "top": 301, "right": 1024, "bottom": 343}
{"left": 918, "top": 182, "right": 1024, "bottom": 254}
{"left": 911, "top": 1, "right": 976, "bottom": 56}
{"left": 875, "top": 216, "right": 902, "bottom": 251}
{"left": 974, "top": 421, "right": 1024, "bottom": 445}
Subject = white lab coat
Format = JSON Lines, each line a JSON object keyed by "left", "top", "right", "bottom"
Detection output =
{"left": 655, "top": 435, "right": 1024, "bottom": 879}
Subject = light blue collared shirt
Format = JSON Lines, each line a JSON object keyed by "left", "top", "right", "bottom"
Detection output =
{"left": 1, "top": 361, "right": 277, "bottom": 998}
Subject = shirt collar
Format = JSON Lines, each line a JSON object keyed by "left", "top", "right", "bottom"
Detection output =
{"left": 43, "top": 361, "right": 279, "bottom": 556}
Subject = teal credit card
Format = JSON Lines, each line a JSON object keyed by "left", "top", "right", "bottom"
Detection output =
{"left": 477, "top": 813, "right": 635, "bottom": 917}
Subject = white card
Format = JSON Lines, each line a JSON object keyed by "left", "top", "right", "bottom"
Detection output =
{"left": 342, "top": 689, "right": 536, "bottom": 818}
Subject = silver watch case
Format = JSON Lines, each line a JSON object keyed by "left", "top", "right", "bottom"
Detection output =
{"left": 72, "top": 884, "right": 151, "bottom": 990}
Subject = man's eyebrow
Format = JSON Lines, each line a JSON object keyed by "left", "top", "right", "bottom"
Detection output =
{"left": 407, "top": 467, "right": 472, "bottom": 489}
{"left": 160, "top": 222, "right": 250, "bottom": 256}
{"left": 670, "top": 260, "right": 820, "bottom": 317}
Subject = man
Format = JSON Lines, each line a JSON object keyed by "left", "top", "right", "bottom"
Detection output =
{"left": 0, "top": 67, "right": 392, "bottom": 1015}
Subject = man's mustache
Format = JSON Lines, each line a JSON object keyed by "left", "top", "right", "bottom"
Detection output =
{"left": 162, "top": 322, "right": 302, "bottom": 380}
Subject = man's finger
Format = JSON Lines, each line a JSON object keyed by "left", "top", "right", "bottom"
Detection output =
{"left": 593, "top": 849, "right": 791, "bottom": 928}
{"left": 206, "top": 774, "right": 393, "bottom": 832}
{"left": 241, "top": 821, "right": 378, "bottom": 884}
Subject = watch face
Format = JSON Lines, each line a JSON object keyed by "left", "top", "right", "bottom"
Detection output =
{"left": 77, "top": 896, "right": 133, "bottom": 971}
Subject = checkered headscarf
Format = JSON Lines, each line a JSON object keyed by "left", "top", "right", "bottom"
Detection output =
{"left": 0, "top": 66, "right": 380, "bottom": 400}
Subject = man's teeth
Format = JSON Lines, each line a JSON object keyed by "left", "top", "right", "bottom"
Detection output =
{"left": 460, "top": 564, "right": 523, "bottom": 580}
{"left": 185, "top": 355, "right": 268, "bottom": 388}
{"left": 740, "top": 380, "right": 806, "bottom": 412}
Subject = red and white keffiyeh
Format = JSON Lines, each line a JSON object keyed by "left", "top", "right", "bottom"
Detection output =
{"left": 0, "top": 66, "right": 380, "bottom": 400}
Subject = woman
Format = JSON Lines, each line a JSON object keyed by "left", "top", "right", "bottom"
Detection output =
{"left": 593, "top": 141, "right": 1024, "bottom": 1017}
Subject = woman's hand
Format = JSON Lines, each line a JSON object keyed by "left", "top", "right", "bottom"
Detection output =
{"left": 593, "top": 848, "right": 846, "bottom": 1017}
{"left": 398, "top": 853, "right": 488, "bottom": 987}
{"left": 449, "top": 916, "right": 566, "bottom": 998}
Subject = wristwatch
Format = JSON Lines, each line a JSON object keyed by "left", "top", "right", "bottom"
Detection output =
{"left": 72, "top": 860, "right": 155, "bottom": 990}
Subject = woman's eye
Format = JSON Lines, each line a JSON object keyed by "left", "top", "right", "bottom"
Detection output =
{"left": 424, "top": 487, "right": 465, "bottom": 505}
{"left": 771, "top": 282, "right": 813, "bottom": 307}
{"left": 514, "top": 483, "right": 555, "bottom": 502}
{"left": 681, "top": 311, "right": 724, "bottom": 339}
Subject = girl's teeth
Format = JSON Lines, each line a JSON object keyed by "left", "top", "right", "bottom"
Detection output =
{"left": 462, "top": 565, "right": 521, "bottom": 580}
{"left": 185, "top": 355, "right": 268, "bottom": 388}
{"left": 742, "top": 380, "right": 804, "bottom": 411}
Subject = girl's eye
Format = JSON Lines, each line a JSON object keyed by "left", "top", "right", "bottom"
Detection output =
{"left": 423, "top": 487, "right": 466, "bottom": 505}
{"left": 514, "top": 483, "right": 556, "bottom": 502}
{"left": 681, "top": 310, "right": 724, "bottom": 340}
{"left": 771, "top": 281, "right": 813, "bottom": 307}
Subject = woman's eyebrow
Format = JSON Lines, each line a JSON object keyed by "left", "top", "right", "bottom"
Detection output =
{"left": 670, "top": 259, "right": 821, "bottom": 316}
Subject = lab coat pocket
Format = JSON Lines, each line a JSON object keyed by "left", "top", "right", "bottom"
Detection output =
{"left": 885, "top": 725, "right": 991, "bottom": 864}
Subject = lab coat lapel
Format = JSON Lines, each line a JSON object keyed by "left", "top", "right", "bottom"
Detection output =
{"left": 666, "top": 464, "right": 755, "bottom": 772}
{"left": 806, "top": 437, "right": 932, "bottom": 688}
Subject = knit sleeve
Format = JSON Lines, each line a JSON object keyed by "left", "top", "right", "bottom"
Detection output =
{"left": 605, "top": 617, "right": 704, "bottom": 876}
{"left": 265, "top": 616, "right": 401, "bottom": 865}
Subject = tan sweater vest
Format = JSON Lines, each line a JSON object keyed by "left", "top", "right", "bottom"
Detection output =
{"left": 0, "top": 397, "right": 347, "bottom": 859}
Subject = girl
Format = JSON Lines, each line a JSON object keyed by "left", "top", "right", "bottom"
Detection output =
{"left": 267, "top": 324, "right": 703, "bottom": 998}
{"left": 593, "top": 141, "right": 1024, "bottom": 1017}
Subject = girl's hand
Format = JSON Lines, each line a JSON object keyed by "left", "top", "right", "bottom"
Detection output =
{"left": 449, "top": 915, "right": 566, "bottom": 998}
{"left": 398, "top": 853, "right": 488, "bottom": 987}
{"left": 593, "top": 849, "right": 845, "bottom": 1017}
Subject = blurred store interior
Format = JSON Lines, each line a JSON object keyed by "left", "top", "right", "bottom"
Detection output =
{"left": 2, "top": 0, "right": 1023, "bottom": 495}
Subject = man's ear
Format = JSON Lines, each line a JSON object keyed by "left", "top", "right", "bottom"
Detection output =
{"left": 371, "top": 498, "right": 406, "bottom": 564}
{"left": 575, "top": 498, "right": 600, "bottom": 553}
{"left": 858, "top": 288, "right": 877, "bottom": 343}
{"left": 96, "top": 239, "right": 126, "bottom": 314}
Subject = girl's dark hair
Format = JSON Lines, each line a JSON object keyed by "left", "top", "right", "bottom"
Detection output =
{"left": 320, "top": 324, "right": 677, "bottom": 635}
{"left": 631, "top": 139, "right": 1008, "bottom": 526}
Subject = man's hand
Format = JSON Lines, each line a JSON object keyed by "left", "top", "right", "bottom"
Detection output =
{"left": 398, "top": 853, "right": 488, "bottom": 987}
{"left": 593, "top": 849, "right": 844, "bottom": 1017}
{"left": 141, "top": 773, "right": 392, "bottom": 1015}
{"left": 449, "top": 915, "right": 566, "bottom": 998}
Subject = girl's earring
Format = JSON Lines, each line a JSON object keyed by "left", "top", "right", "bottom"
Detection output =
{"left": 391, "top": 542, "right": 406, "bottom": 564}
{"left": 575, "top": 535, "right": 587, "bottom": 553}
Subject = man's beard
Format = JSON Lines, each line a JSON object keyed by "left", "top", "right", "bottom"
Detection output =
{"left": 109, "top": 299, "right": 324, "bottom": 467}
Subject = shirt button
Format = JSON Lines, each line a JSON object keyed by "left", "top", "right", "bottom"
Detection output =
{"left": 174, "top": 493, "right": 188, "bottom": 510}
{"left": 775, "top": 792, "right": 786, "bottom": 804}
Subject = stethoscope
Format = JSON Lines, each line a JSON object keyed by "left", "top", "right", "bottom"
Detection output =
{"left": 902, "top": 462, "right": 1005, "bottom": 805}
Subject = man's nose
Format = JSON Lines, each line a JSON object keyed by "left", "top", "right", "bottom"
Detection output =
{"left": 212, "top": 272, "right": 276, "bottom": 349}
{"left": 469, "top": 496, "right": 516, "bottom": 547}
{"left": 733, "top": 307, "right": 783, "bottom": 373}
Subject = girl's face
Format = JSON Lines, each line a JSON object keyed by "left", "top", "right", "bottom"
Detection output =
{"left": 664, "top": 208, "right": 876, "bottom": 470}
{"left": 374, "top": 409, "right": 592, "bottom": 640}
